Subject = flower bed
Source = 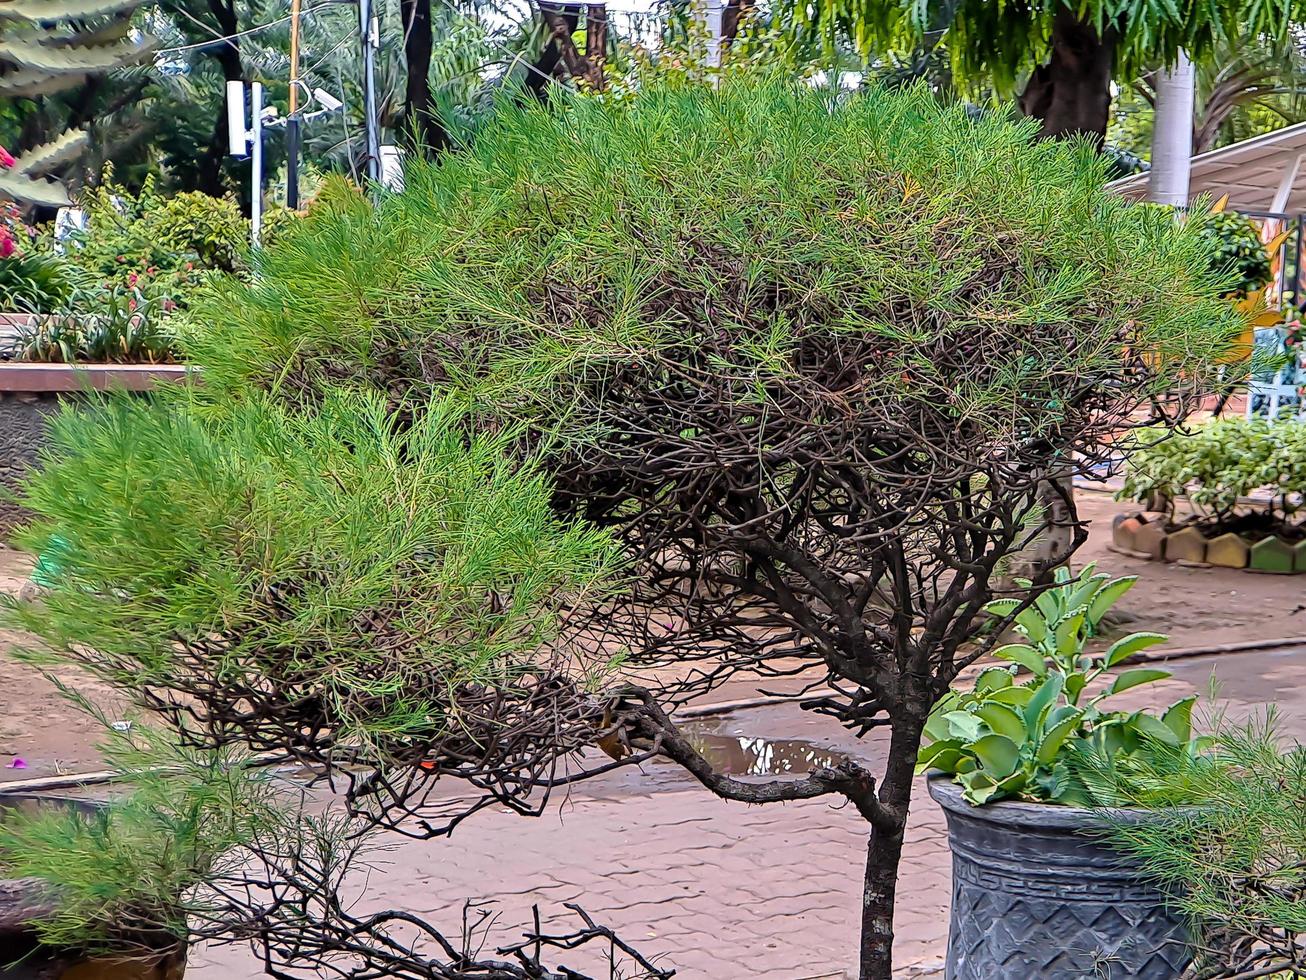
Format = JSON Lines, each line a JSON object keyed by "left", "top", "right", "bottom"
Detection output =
{"left": 1114, "top": 418, "right": 1306, "bottom": 572}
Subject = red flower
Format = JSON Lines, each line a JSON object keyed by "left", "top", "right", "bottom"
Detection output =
{"left": 0, "top": 146, "right": 14, "bottom": 169}
{"left": 0, "top": 236, "right": 14, "bottom": 259}
{"left": 127, "top": 272, "right": 138, "bottom": 287}
{"left": 128, "top": 299, "right": 137, "bottom": 312}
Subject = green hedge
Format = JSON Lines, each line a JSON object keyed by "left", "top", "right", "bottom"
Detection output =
{"left": 1119, "top": 417, "right": 1306, "bottom": 523}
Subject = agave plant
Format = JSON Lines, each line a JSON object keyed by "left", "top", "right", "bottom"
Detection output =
{"left": 0, "top": 0, "right": 154, "bottom": 206}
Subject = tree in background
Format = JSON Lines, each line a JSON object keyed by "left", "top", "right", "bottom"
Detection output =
{"left": 1113, "top": 33, "right": 1306, "bottom": 160}
{"left": 774, "top": 0, "right": 1300, "bottom": 146}
{"left": 157, "top": 0, "right": 247, "bottom": 197}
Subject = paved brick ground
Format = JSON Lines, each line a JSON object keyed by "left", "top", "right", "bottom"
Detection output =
{"left": 189, "top": 647, "right": 1305, "bottom": 979}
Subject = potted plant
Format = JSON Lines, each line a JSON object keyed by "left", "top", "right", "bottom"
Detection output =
{"left": 1094, "top": 714, "right": 1305, "bottom": 979}
{"left": 0, "top": 724, "right": 275, "bottom": 980}
{"left": 921, "top": 565, "right": 1208, "bottom": 979}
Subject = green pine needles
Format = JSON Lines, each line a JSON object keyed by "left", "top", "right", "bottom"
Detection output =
{"left": 0, "top": 717, "right": 278, "bottom": 957}
{"left": 9, "top": 389, "right": 621, "bottom": 771}
{"left": 186, "top": 77, "right": 1239, "bottom": 435}
{"left": 1096, "top": 714, "right": 1306, "bottom": 979}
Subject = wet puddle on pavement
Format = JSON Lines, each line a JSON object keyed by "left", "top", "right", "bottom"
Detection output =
{"left": 680, "top": 722, "right": 851, "bottom": 777}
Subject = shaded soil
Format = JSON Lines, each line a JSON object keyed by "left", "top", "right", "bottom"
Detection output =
{"left": 2, "top": 488, "right": 1305, "bottom": 785}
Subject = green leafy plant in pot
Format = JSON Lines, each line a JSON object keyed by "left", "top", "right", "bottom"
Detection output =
{"left": 920, "top": 565, "right": 1206, "bottom": 979}
{"left": 0, "top": 717, "right": 277, "bottom": 980}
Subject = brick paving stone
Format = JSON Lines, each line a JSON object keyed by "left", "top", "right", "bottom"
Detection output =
{"left": 189, "top": 648, "right": 1306, "bottom": 980}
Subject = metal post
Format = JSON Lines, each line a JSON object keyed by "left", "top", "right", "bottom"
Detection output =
{"left": 286, "top": 116, "right": 301, "bottom": 210}
{"left": 287, "top": 0, "right": 303, "bottom": 209}
{"left": 360, "top": 0, "right": 381, "bottom": 188}
{"left": 1290, "top": 216, "right": 1300, "bottom": 312}
{"left": 251, "top": 81, "right": 264, "bottom": 247}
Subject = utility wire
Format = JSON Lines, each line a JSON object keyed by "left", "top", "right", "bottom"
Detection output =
{"left": 157, "top": 2, "right": 345, "bottom": 55}
{"left": 300, "top": 25, "right": 361, "bottom": 80}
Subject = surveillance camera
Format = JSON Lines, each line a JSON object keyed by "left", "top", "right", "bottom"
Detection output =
{"left": 312, "top": 88, "right": 344, "bottom": 112}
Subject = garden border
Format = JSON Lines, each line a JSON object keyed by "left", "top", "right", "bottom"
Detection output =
{"left": 1110, "top": 510, "right": 1306, "bottom": 573}
{"left": 0, "top": 363, "right": 193, "bottom": 537}
{"left": 0, "top": 362, "right": 191, "bottom": 392}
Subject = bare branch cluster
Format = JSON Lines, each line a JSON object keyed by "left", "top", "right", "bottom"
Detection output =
{"left": 194, "top": 815, "right": 673, "bottom": 980}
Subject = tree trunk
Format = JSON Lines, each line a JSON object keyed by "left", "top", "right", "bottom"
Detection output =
{"left": 1147, "top": 50, "right": 1194, "bottom": 206}
{"left": 859, "top": 820, "right": 906, "bottom": 979}
{"left": 1018, "top": 8, "right": 1119, "bottom": 146}
{"left": 194, "top": 0, "right": 244, "bottom": 199}
{"left": 401, "top": 0, "right": 449, "bottom": 153}
{"left": 585, "top": 4, "right": 608, "bottom": 89}
{"left": 722, "top": 0, "right": 752, "bottom": 46}
{"left": 524, "top": 2, "right": 583, "bottom": 101}
{"left": 857, "top": 715, "right": 921, "bottom": 980}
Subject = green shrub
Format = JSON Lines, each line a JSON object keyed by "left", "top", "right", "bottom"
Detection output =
{"left": 185, "top": 79, "right": 1238, "bottom": 415}
{"left": 918, "top": 565, "right": 1204, "bottom": 806}
{"left": 1195, "top": 209, "right": 1273, "bottom": 296}
{"left": 1119, "top": 418, "right": 1306, "bottom": 527}
{"left": 8, "top": 78, "right": 1246, "bottom": 977}
{"left": 1131, "top": 206, "right": 1271, "bottom": 297}
{"left": 61, "top": 172, "right": 247, "bottom": 307}
{"left": 2, "top": 199, "right": 77, "bottom": 313}
{"left": 1097, "top": 715, "right": 1306, "bottom": 979}
{"left": 7, "top": 389, "right": 621, "bottom": 766}
{"left": 148, "top": 191, "right": 247, "bottom": 274}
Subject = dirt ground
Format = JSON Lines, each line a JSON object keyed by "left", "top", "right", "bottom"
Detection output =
{"left": 2, "top": 487, "right": 1305, "bottom": 783}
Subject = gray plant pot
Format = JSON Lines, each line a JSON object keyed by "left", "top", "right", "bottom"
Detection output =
{"left": 928, "top": 775, "right": 1192, "bottom": 980}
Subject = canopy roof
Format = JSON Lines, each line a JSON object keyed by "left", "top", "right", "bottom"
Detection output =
{"left": 1109, "top": 121, "right": 1306, "bottom": 215}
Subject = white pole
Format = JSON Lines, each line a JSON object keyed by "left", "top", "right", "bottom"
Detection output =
{"left": 1148, "top": 49, "right": 1195, "bottom": 207}
{"left": 703, "top": 0, "right": 724, "bottom": 69}
{"left": 251, "top": 81, "right": 264, "bottom": 247}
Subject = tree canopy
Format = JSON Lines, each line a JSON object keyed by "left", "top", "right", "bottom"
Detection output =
{"left": 11, "top": 76, "right": 1243, "bottom": 979}
{"left": 776, "top": 0, "right": 1302, "bottom": 142}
